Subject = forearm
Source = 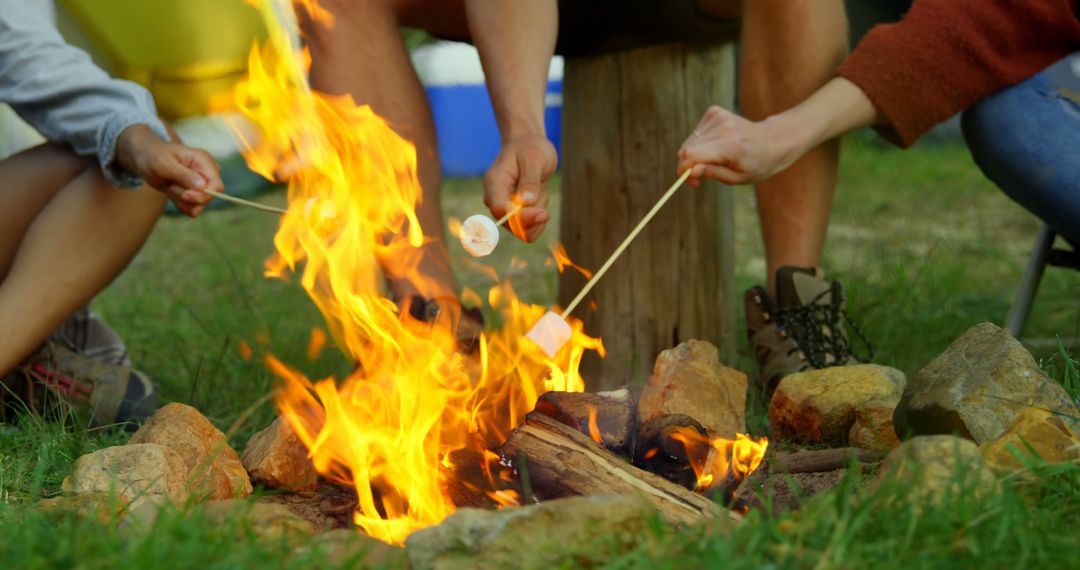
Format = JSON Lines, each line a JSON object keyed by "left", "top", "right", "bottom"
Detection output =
{"left": 766, "top": 77, "right": 883, "bottom": 163}
{"left": 465, "top": 0, "right": 557, "bottom": 139}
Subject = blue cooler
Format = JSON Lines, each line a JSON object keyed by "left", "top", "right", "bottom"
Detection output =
{"left": 412, "top": 42, "right": 563, "bottom": 177}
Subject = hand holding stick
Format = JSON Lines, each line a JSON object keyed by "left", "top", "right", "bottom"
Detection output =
{"left": 526, "top": 169, "right": 694, "bottom": 357}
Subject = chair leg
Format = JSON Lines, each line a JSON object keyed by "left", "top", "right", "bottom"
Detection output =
{"left": 1006, "top": 224, "right": 1056, "bottom": 338}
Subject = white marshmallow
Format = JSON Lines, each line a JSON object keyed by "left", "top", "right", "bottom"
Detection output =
{"left": 525, "top": 311, "right": 573, "bottom": 357}
{"left": 460, "top": 214, "right": 500, "bottom": 257}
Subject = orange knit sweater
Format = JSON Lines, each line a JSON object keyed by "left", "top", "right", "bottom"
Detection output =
{"left": 837, "top": 0, "right": 1080, "bottom": 147}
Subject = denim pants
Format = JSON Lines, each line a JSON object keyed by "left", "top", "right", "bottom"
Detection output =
{"left": 962, "top": 53, "right": 1080, "bottom": 246}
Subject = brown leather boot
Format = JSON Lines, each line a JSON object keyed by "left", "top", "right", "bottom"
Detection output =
{"left": 745, "top": 267, "right": 872, "bottom": 391}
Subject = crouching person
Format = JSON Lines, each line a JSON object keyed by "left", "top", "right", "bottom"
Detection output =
{"left": 0, "top": 1, "right": 223, "bottom": 428}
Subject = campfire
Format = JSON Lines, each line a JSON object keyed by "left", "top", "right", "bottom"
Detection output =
{"left": 217, "top": 0, "right": 767, "bottom": 544}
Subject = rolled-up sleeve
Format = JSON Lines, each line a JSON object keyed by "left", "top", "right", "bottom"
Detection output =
{"left": 0, "top": 0, "right": 170, "bottom": 186}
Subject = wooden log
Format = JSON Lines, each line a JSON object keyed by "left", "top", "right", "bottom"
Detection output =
{"left": 768, "top": 448, "right": 888, "bottom": 474}
{"left": 559, "top": 42, "right": 737, "bottom": 391}
{"left": 533, "top": 388, "right": 636, "bottom": 455}
{"left": 500, "top": 412, "right": 740, "bottom": 526}
{"left": 634, "top": 413, "right": 707, "bottom": 490}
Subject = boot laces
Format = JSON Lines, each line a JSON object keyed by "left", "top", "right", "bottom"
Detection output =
{"left": 776, "top": 283, "right": 874, "bottom": 369}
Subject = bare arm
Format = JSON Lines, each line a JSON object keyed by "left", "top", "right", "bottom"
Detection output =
{"left": 465, "top": 0, "right": 559, "bottom": 242}
{"left": 678, "top": 77, "right": 883, "bottom": 186}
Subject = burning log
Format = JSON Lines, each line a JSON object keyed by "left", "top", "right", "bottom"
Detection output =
{"left": 634, "top": 413, "right": 708, "bottom": 490}
{"left": 499, "top": 412, "right": 739, "bottom": 526}
{"left": 532, "top": 388, "right": 636, "bottom": 455}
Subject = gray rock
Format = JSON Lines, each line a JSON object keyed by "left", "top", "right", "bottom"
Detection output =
{"left": 876, "top": 435, "right": 998, "bottom": 503}
{"left": 895, "top": 322, "right": 1078, "bottom": 443}
{"left": 638, "top": 340, "right": 747, "bottom": 439}
{"left": 769, "top": 364, "right": 906, "bottom": 449}
{"left": 61, "top": 443, "right": 190, "bottom": 506}
{"left": 406, "top": 495, "right": 654, "bottom": 570}
{"left": 297, "top": 528, "right": 406, "bottom": 567}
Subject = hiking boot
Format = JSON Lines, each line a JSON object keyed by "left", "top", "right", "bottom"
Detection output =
{"left": 49, "top": 307, "right": 131, "bottom": 367}
{"left": 6, "top": 341, "right": 157, "bottom": 429}
{"left": 745, "top": 266, "right": 873, "bottom": 391}
{"left": 407, "top": 296, "right": 485, "bottom": 353}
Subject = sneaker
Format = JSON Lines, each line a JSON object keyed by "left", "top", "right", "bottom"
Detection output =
{"left": 10, "top": 341, "right": 157, "bottom": 429}
{"left": 407, "top": 295, "right": 485, "bottom": 353}
{"left": 745, "top": 266, "right": 873, "bottom": 390}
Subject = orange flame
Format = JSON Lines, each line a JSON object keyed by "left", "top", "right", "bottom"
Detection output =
{"left": 551, "top": 242, "right": 594, "bottom": 279}
{"left": 586, "top": 405, "right": 603, "bottom": 444}
{"left": 670, "top": 428, "right": 769, "bottom": 493}
{"left": 221, "top": 0, "right": 600, "bottom": 544}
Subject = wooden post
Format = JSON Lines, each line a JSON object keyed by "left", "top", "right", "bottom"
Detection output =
{"left": 559, "top": 42, "right": 737, "bottom": 392}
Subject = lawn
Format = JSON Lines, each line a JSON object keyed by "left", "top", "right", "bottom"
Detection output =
{"left": 1, "top": 136, "right": 1078, "bottom": 567}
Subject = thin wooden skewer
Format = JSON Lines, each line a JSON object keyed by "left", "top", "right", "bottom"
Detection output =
{"left": 561, "top": 168, "right": 693, "bottom": 318}
{"left": 202, "top": 189, "right": 288, "bottom": 215}
{"left": 496, "top": 205, "right": 523, "bottom": 226}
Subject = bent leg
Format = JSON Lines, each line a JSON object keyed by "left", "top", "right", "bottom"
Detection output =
{"left": 962, "top": 54, "right": 1080, "bottom": 246}
{"left": 301, "top": 0, "right": 468, "bottom": 302}
{"left": 0, "top": 160, "right": 165, "bottom": 375}
{"left": 737, "top": 0, "right": 848, "bottom": 291}
{"left": 0, "top": 144, "right": 96, "bottom": 279}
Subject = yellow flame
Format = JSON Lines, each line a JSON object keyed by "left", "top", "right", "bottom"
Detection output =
{"left": 220, "top": 0, "right": 600, "bottom": 544}
{"left": 670, "top": 428, "right": 768, "bottom": 493}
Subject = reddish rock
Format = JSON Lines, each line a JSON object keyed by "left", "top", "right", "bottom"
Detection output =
{"left": 128, "top": 403, "right": 252, "bottom": 500}
{"left": 769, "top": 364, "right": 905, "bottom": 448}
{"left": 638, "top": 340, "right": 746, "bottom": 439}
{"left": 242, "top": 417, "right": 318, "bottom": 491}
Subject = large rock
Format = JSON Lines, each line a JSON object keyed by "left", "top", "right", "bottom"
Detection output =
{"left": 406, "top": 495, "right": 654, "bottom": 570}
{"left": 533, "top": 388, "right": 635, "bottom": 454}
{"left": 896, "top": 322, "right": 1078, "bottom": 443}
{"left": 120, "top": 499, "right": 316, "bottom": 542}
{"left": 876, "top": 435, "right": 998, "bottom": 503}
{"left": 242, "top": 417, "right": 318, "bottom": 491}
{"left": 638, "top": 340, "right": 746, "bottom": 438}
{"left": 769, "top": 364, "right": 905, "bottom": 449}
{"left": 298, "top": 529, "right": 406, "bottom": 567}
{"left": 128, "top": 403, "right": 252, "bottom": 500}
{"left": 979, "top": 408, "right": 1080, "bottom": 474}
{"left": 62, "top": 444, "right": 190, "bottom": 506}
{"left": 37, "top": 493, "right": 127, "bottom": 525}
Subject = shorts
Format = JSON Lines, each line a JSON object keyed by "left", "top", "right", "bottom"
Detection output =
{"left": 555, "top": 0, "right": 739, "bottom": 57}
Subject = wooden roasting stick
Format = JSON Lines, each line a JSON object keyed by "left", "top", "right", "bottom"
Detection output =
{"left": 561, "top": 168, "right": 693, "bottom": 317}
{"left": 768, "top": 448, "right": 887, "bottom": 474}
{"left": 202, "top": 189, "right": 288, "bottom": 215}
{"left": 501, "top": 412, "right": 741, "bottom": 527}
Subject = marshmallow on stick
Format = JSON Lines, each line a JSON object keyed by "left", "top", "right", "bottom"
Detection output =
{"left": 459, "top": 205, "right": 523, "bottom": 257}
{"left": 525, "top": 169, "right": 693, "bottom": 357}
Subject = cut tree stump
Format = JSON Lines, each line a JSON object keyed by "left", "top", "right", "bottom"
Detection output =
{"left": 559, "top": 42, "right": 737, "bottom": 391}
{"left": 500, "top": 412, "right": 740, "bottom": 527}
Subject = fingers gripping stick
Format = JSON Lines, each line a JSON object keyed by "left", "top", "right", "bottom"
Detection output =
{"left": 459, "top": 205, "right": 524, "bottom": 257}
{"left": 525, "top": 169, "right": 694, "bottom": 357}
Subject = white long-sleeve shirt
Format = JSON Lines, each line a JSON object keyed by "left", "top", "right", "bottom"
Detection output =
{"left": 0, "top": 0, "right": 169, "bottom": 186}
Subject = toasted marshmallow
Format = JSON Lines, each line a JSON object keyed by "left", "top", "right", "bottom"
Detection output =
{"left": 525, "top": 311, "right": 573, "bottom": 357}
{"left": 460, "top": 214, "right": 500, "bottom": 257}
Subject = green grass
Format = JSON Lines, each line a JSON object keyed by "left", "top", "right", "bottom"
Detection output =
{"left": 1, "top": 136, "right": 1078, "bottom": 567}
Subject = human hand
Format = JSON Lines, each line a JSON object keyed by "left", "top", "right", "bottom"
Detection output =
{"left": 117, "top": 124, "right": 223, "bottom": 218}
{"left": 483, "top": 134, "right": 557, "bottom": 242}
{"left": 677, "top": 106, "right": 799, "bottom": 187}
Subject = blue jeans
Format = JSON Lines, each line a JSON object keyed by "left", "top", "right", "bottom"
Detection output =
{"left": 962, "top": 54, "right": 1080, "bottom": 246}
